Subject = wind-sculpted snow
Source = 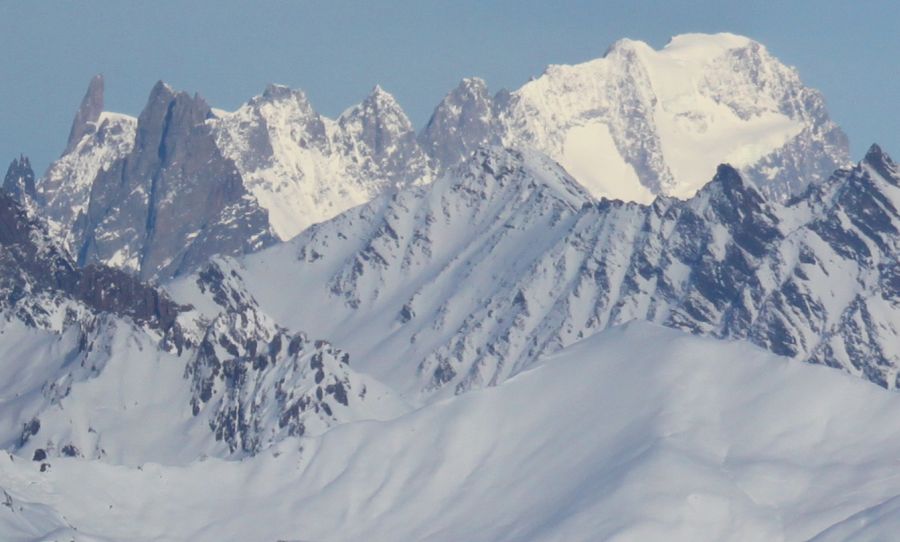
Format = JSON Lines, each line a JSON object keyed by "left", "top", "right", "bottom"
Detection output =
{"left": 180, "top": 145, "right": 900, "bottom": 400}
{"left": 5, "top": 324, "right": 900, "bottom": 541}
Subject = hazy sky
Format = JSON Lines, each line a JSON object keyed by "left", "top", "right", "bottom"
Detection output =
{"left": 1, "top": 1, "right": 897, "bottom": 174}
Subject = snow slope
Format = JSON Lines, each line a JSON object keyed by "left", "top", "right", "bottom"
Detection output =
{"left": 168, "top": 144, "right": 900, "bottom": 401}
{"left": 4, "top": 323, "right": 900, "bottom": 541}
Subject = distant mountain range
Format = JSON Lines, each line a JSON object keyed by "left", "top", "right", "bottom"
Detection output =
{"left": 32, "top": 33, "right": 847, "bottom": 280}
{"left": 1, "top": 32, "right": 897, "bottom": 542}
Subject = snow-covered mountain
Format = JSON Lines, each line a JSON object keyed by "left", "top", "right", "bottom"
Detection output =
{"left": 2, "top": 30, "right": 893, "bottom": 542}
{"left": 35, "top": 33, "right": 847, "bottom": 280}
{"left": 0, "top": 186, "right": 405, "bottom": 465}
{"left": 35, "top": 76, "right": 277, "bottom": 279}
{"left": 211, "top": 83, "right": 432, "bottom": 240}
{"left": 175, "top": 144, "right": 899, "bottom": 401}
{"left": 6, "top": 323, "right": 900, "bottom": 541}
{"left": 421, "top": 33, "right": 849, "bottom": 202}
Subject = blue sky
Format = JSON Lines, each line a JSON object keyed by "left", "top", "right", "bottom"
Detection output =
{"left": 1, "top": 1, "right": 897, "bottom": 173}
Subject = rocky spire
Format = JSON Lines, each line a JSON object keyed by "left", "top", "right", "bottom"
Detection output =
{"left": 418, "top": 77, "right": 498, "bottom": 171}
{"left": 2, "top": 154, "right": 36, "bottom": 204}
{"left": 65, "top": 74, "right": 105, "bottom": 153}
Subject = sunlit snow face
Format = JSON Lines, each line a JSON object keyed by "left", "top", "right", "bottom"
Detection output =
{"left": 505, "top": 33, "right": 838, "bottom": 201}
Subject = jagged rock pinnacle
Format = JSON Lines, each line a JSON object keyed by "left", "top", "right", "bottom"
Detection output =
{"left": 65, "top": 74, "right": 104, "bottom": 153}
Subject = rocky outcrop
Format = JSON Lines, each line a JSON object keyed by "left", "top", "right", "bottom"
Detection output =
{"left": 79, "top": 82, "right": 276, "bottom": 279}
{"left": 185, "top": 259, "right": 406, "bottom": 454}
{"left": 2, "top": 155, "right": 36, "bottom": 205}
{"left": 418, "top": 77, "right": 499, "bottom": 171}
{"left": 0, "top": 188, "right": 183, "bottom": 332}
{"left": 199, "top": 144, "right": 900, "bottom": 399}
{"left": 65, "top": 74, "right": 105, "bottom": 154}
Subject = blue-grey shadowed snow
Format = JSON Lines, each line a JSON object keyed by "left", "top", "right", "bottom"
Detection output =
{"left": 0, "top": 0, "right": 897, "bottom": 173}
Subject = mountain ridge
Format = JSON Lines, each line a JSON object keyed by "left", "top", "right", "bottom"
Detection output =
{"left": 34, "top": 32, "right": 848, "bottom": 279}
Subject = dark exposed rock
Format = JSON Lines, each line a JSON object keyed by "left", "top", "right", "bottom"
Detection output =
{"left": 19, "top": 418, "right": 40, "bottom": 446}
{"left": 79, "top": 81, "right": 277, "bottom": 279}
{"left": 60, "top": 444, "right": 80, "bottom": 457}
{"left": 0, "top": 189, "right": 185, "bottom": 332}
{"left": 185, "top": 295, "right": 372, "bottom": 455}
{"left": 418, "top": 78, "right": 501, "bottom": 171}
{"left": 2, "top": 155, "right": 37, "bottom": 205}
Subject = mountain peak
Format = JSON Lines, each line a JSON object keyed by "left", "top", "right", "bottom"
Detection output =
{"left": 146, "top": 80, "right": 177, "bottom": 106}
{"left": 365, "top": 84, "right": 401, "bottom": 108}
{"left": 132, "top": 82, "right": 217, "bottom": 157}
{"left": 862, "top": 143, "right": 897, "bottom": 184}
{"left": 864, "top": 143, "right": 893, "bottom": 166}
{"left": 2, "top": 154, "right": 36, "bottom": 204}
{"left": 603, "top": 37, "right": 653, "bottom": 57}
{"left": 341, "top": 84, "right": 412, "bottom": 133}
{"left": 418, "top": 77, "right": 497, "bottom": 170}
{"left": 459, "top": 76, "right": 487, "bottom": 90}
{"left": 65, "top": 74, "right": 105, "bottom": 153}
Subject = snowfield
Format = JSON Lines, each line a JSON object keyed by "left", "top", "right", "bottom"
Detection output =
{"left": 3, "top": 323, "right": 900, "bottom": 541}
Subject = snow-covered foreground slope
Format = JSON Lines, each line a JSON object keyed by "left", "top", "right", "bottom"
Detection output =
{"left": 4, "top": 323, "right": 900, "bottom": 541}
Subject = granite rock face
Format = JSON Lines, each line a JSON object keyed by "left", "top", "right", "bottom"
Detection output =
{"left": 2, "top": 155, "right": 37, "bottom": 205}
{"left": 0, "top": 188, "right": 183, "bottom": 332}
{"left": 65, "top": 74, "right": 105, "bottom": 154}
{"left": 38, "top": 77, "right": 137, "bottom": 255}
{"left": 78, "top": 82, "right": 276, "bottom": 279}
{"left": 418, "top": 77, "right": 500, "bottom": 172}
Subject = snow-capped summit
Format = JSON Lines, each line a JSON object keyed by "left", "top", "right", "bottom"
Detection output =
{"left": 421, "top": 32, "right": 849, "bottom": 202}
{"left": 37, "top": 35, "right": 849, "bottom": 276}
